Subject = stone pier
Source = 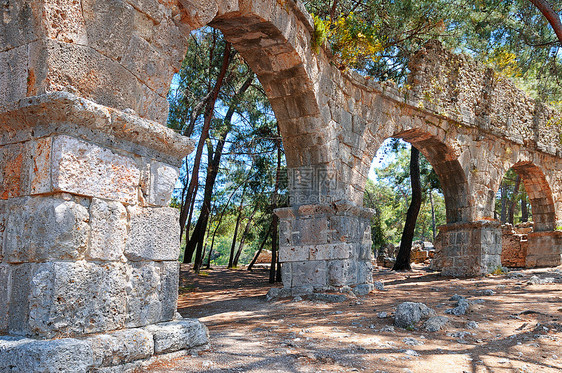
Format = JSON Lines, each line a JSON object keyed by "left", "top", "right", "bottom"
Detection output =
{"left": 0, "top": 93, "right": 208, "bottom": 371}
{"left": 526, "top": 231, "right": 562, "bottom": 268}
{"left": 276, "top": 203, "right": 374, "bottom": 295}
{"left": 432, "top": 221, "right": 502, "bottom": 276}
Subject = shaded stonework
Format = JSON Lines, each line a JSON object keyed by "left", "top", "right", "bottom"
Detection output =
{"left": 1, "top": 0, "right": 562, "bottom": 370}
{"left": 501, "top": 224, "right": 529, "bottom": 268}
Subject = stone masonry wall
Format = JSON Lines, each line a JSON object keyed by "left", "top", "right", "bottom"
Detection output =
{"left": 0, "top": 93, "right": 193, "bottom": 339}
{"left": 408, "top": 40, "right": 562, "bottom": 157}
{"left": 276, "top": 203, "right": 374, "bottom": 294}
{"left": 500, "top": 224, "right": 528, "bottom": 268}
{"left": 432, "top": 221, "right": 501, "bottom": 276}
{"left": 0, "top": 0, "right": 190, "bottom": 122}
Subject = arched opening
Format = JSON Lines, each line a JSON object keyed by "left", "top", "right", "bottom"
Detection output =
{"left": 496, "top": 161, "right": 558, "bottom": 268}
{"left": 367, "top": 138, "right": 446, "bottom": 268}
{"left": 363, "top": 129, "right": 470, "bottom": 269}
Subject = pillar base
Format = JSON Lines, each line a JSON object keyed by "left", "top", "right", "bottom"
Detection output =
{"left": 526, "top": 231, "right": 562, "bottom": 268}
{"left": 432, "top": 221, "right": 501, "bottom": 276}
{"left": 0, "top": 319, "right": 208, "bottom": 372}
{"left": 275, "top": 203, "right": 374, "bottom": 293}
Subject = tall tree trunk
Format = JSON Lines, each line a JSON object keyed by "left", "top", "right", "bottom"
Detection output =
{"left": 181, "top": 42, "right": 232, "bottom": 264}
{"left": 393, "top": 146, "right": 421, "bottom": 271}
{"left": 508, "top": 175, "right": 521, "bottom": 225}
{"left": 270, "top": 132, "right": 282, "bottom": 283}
{"left": 206, "top": 184, "right": 244, "bottom": 269}
{"left": 521, "top": 193, "right": 529, "bottom": 223}
{"left": 270, "top": 215, "right": 279, "bottom": 283}
{"left": 233, "top": 206, "right": 258, "bottom": 267}
{"left": 528, "top": 0, "right": 562, "bottom": 45}
{"left": 429, "top": 190, "right": 436, "bottom": 242}
{"left": 228, "top": 189, "right": 246, "bottom": 268}
{"left": 178, "top": 171, "right": 190, "bottom": 245}
{"left": 500, "top": 182, "right": 508, "bottom": 224}
{"left": 247, "top": 223, "right": 273, "bottom": 271}
{"left": 184, "top": 71, "right": 252, "bottom": 267}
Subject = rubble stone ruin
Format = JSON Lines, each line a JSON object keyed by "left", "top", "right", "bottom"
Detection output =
{"left": 1, "top": 0, "right": 561, "bottom": 370}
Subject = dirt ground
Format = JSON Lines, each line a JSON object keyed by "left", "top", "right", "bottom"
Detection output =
{"left": 144, "top": 264, "right": 562, "bottom": 373}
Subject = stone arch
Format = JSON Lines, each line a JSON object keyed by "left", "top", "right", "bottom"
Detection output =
{"left": 207, "top": 11, "right": 329, "bottom": 171}
{"left": 497, "top": 161, "right": 556, "bottom": 232}
{"left": 361, "top": 128, "right": 471, "bottom": 224}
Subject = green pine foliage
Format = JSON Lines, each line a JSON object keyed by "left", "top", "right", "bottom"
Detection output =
{"left": 304, "top": 0, "right": 562, "bottom": 105}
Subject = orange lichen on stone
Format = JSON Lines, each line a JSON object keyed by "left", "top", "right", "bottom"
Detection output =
{"left": 1, "top": 151, "right": 24, "bottom": 200}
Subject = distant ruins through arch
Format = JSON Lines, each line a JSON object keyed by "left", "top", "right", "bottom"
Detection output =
{"left": 1, "top": 0, "right": 561, "bottom": 370}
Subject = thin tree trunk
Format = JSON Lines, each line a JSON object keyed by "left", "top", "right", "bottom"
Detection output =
{"left": 270, "top": 215, "right": 279, "bottom": 283}
{"left": 185, "top": 69, "right": 252, "bottom": 267}
{"left": 500, "top": 182, "right": 508, "bottom": 224}
{"left": 528, "top": 0, "right": 562, "bottom": 45}
{"left": 508, "top": 175, "right": 521, "bottom": 225}
{"left": 248, "top": 223, "right": 273, "bottom": 271}
{"left": 233, "top": 206, "right": 258, "bottom": 267}
{"left": 393, "top": 146, "right": 421, "bottom": 271}
{"left": 181, "top": 42, "right": 232, "bottom": 264}
{"left": 270, "top": 133, "right": 282, "bottom": 283}
{"left": 228, "top": 188, "right": 246, "bottom": 268}
{"left": 521, "top": 193, "right": 529, "bottom": 222}
{"left": 429, "top": 190, "right": 436, "bottom": 242}
{"left": 178, "top": 170, "right": 190, "bottom": 245}
{"left": 182, "top": 185, "right": 199, "bottom": 263}
{"left": 276, "top": 233, "right": 282, "bottom": 282}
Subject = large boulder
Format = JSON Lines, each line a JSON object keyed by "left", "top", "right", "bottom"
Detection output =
{"left": 394, "top": 302, "right": 435, "bottom": 329}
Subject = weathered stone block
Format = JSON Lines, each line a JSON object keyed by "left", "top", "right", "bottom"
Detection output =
{"left": 289, "top": 261, "right": 327, "bottom": 288}
{"left": 43, "top": 0, "right": 88, "bottom": 44}
{"left": 0, "top": 200, "right": 6, "bottom": 261}
{"left": 51, "top": 135, "right": 141, "bottom": 204}
{"left": 28, "top": 261, "right": 128, "bottom": 338}
{"left": 88, "top": 198, "right": 128, "bottom": 261}
{"left": 328, "top": 259, "right": 357, "bottom": 287}
{"left": 144, "top": 319, "right": 209, "bottom": 354}
{"left": 148, "top": 161, "right": 179, "bottom": 206}
{"left": 278, "top": 245, "right": 309, "bottom": 262}
{"left": 7, "top": 264, "right": 33, "bottom": 336}
{"left": 125, "top": 206, "right": 180, "bottom": 261}
{"left": 309, "top": 243, "right": 352, "bottom": 261}
{"left": 0, "top": 336, "right": 94, "bottom": 373}
{"left": 0, "top": 45, "right": 28, "bottom": 107}
{"left": 356, "top": 260, "right": 373, "bottom": 285}
{"left": 87, "top": 328, "right": 154, "bottom": 367}
{"left": 0, "top": 1, "right": 41, "bottom": 52}
{"left": 0, "top": 264, "right": 10, "bottom": 333}
{"left": 28, "top": 38, "right": 169, "bottom": 122}
{"left": 126, "top": 261, "right": 179, "bottom": 328}
{"left": 4, "top": 196, "right": 90, "bottom": 263}
{"left": 0, "top": 141, "right": 26, "bottom": 199}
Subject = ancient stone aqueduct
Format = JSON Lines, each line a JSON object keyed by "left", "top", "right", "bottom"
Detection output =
{"left": 1, "top": 0, "right": 561, "bottom": 370}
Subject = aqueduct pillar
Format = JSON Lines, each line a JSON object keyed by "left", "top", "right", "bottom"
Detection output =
{"left": 0, "top": 0, "right": 209, "bottom": 370}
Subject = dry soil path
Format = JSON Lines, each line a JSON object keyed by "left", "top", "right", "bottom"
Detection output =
{"left": 144, "top": 264, "right": 562, "bottom": 373}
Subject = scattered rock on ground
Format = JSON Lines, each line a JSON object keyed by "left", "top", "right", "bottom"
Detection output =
{"left": 446, "top": 298, "right": 470, "bottom": 316}
{"left": 423, "top": 316, "right": 450, "bottom": 332}
{"left": 403, "top": 337, "right": 424, "bottom": 346}
{"left": 309, "top": 293, "right": 348, "bottom": 303}
{"left": 449, "top": 294, "right": 465, "bottom": 301}
{"left": 374, "top": 281, "right": 385, "bottom": 291}
{"left": 466, "top": 321, "right": 479, "bottom": 329}
{"left": 395, "top": 302, "right": 435, "bottom": 329}
{"left": 528, "top": 276, "right": 555, "bottom": 285}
